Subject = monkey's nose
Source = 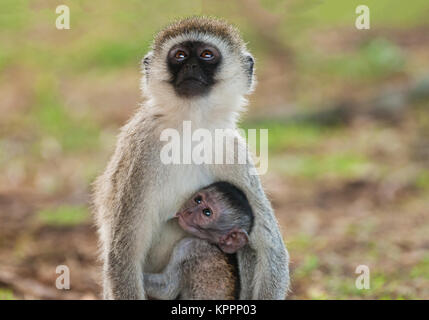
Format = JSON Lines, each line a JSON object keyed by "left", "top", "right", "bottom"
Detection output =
{"left": 184, "top": 63, "right": 197, "bottom": 71}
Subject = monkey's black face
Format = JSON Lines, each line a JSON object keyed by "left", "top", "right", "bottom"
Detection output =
{"left": 167, "top": 41, "right": 221, "bottom": 97}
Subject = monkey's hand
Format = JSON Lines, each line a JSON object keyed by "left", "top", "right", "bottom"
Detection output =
{"left": 143, "top": 272, "right": 181, "bottom": 300}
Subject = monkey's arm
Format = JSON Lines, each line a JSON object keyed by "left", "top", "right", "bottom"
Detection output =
{"left": 213, "top": 136, "right": 290, "bottom": 300}
{"left": 93, "top": 124, "right": 156, "bottom": 300}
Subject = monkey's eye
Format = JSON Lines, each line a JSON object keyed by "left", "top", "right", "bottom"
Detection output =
{"left": 194, "top": 196, "right": 202, "bottom": 204}
{"left": 202, "top": 208, "right": 212, "bottom": 217}
{"left": 174, "top": 50, "right": 187, "bottom": 61}
{"left": 200, "top": 50, "right": 214, "bottom": 60}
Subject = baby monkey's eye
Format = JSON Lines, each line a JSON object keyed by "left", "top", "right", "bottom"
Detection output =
{"left": 200, "top": 50, "right": 214, "bottom": 60}
{"left": 202, "top": 208, "right": 212, "bottom": 217}
{"left": 175, "top": 50, "right": 187, "bottom": 61}
{"left": 194, "top": 196, "right": 202, "bottom": 204}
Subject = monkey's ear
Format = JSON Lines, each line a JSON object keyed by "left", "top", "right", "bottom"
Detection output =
{"left": 219, "top": 228, "right": 249, "bottom": 254}
{"left": 245, "top": 53, "right": 254, "bottom": 75}
{"left": 243, "top": 53, "right": 255, "bottom": 92}
{"left": 141, "top": 51, "right": 153, "bottom": 74}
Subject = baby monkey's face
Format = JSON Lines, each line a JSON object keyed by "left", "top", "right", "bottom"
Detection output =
{"left": 175, "top": 189, "right": 249, "bottom": 254}
{"left": 175, "top": 190, "right": 221, "bottom": 240}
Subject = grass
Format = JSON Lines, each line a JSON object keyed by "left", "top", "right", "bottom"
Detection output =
{"left": 274, "top": 152, "right": 371, "bottom": 179}
{"left": 415, "top": 171, "right": 429, "bottom": 191}
{"left": 0, "top": 0, "right": 28, "bottom": 30}
{"left": 242, "top": 122, "right": 335, "bottom": 152}
{"left": 34, "top": 102, "right": 100, "bottom": 152}
{"left": 298, "top": 0, "right": 429, "bottom": 27}
{"left": 288, "top": 233, "right": 313, "bottom": 251}
{"left": 37, "top": 205, "right": 89, "bottom": 227}
{"left": 0, "top": 288, "right": 15, "bottom": 300}
{"left": 410, "top": 256, "right": 429, "bottom": 279}
{"left": 294, "top": 255, "right": 319, "bottom": 279}
{"left": 85, "top": 40, "right": 147, "bottom": 70}
{"left": 33, "top": 76, "right": 101, "bottom": 152}
{"left": 308, "top": 38, "right": 405, "bottom": 80}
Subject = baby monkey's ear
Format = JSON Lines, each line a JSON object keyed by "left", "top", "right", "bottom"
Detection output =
{"left": 219, "top": 228, "right": 249, "bottom": 254}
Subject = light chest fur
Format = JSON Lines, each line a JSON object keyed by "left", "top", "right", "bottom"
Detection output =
{"left": 142, "top": 106, "right": 225, "bottom": 272}
{"left": 144, "top": 163, "right": 215, "bottom": 272}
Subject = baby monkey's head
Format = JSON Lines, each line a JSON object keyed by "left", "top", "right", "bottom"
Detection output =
{"left": 176, "top": 182, "right": 254, "bottom": 254}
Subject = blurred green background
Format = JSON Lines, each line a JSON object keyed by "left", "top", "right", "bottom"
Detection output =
{"left": 0, "top": 0, "right": 428, "bottom": 299}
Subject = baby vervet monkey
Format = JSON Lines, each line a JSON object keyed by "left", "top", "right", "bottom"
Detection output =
{"left": 144, "top": 182, "right": 254, "bottom": 300}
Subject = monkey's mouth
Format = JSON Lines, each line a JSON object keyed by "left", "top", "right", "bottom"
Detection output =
{"left": 177, "top": 215, "right": 205, "bottom": 237}
{"left": 175, "top": 77, "right": 210, "bottom": 97}
{"left": 177, "top": 215, "right": 194, "bottom": 230}
{"left": 178, "top": 77, "right": 208, "bottom": 86}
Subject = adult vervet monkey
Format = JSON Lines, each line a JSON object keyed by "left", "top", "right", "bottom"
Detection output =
{"left": 93, "top": 17, "right": 289, "bottom": 300}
